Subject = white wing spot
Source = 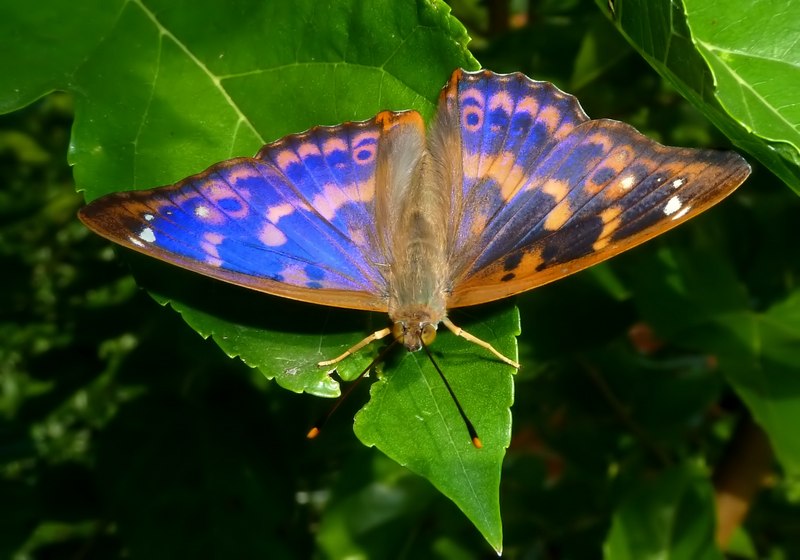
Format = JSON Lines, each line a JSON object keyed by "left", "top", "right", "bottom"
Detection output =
{"left": 671, "top": 178, "right": 685, "bottom": 189}
{"left": 138, "top": 227, "right": 156, "bottom": 243}
{"left": 664, "top": 196, "right": 682, "bottom": 216}
{"left": 619, "top": 175, "right": 636, "bottom": 190}
{"left": 671, "top": 205, "right": 691, "bottom": 221}
{"left": 129, "top": 236, "right": 145, "bottom": 248}
{"left": 144, "top": 213, "right": 154, "bottom": 221}
{"left": 195, "top": 205, "right": 210, "bottom": 218}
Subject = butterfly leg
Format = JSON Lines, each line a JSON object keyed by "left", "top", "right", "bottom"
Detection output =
{"left": 318, "top": 327, "right": 392, "bottom": 368}
{"left": 442, "top": 318, "right": 520, "bottom": 368}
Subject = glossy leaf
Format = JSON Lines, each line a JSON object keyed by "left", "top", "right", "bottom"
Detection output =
{"left": 603, "top": 0, "right": 800, "bottom": 193}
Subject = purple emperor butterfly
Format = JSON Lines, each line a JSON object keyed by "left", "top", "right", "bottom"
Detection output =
{"left": 80, "top": 68, "right": 750, "bottom": 379}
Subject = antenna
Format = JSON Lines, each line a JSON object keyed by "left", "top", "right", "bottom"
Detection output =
{"left": 307, "top": 339, "right": 399, "bottom": 439}
{"left": 421, "top": 342, "right": 482, "bottom": 448}
{"left": 309, "top": 338, "right": 483, "bottom": 449}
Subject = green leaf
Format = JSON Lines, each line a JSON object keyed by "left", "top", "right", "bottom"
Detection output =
{"left": 603, "top": 0, "right": 800, "bottom": 193}
{"left": 0, "top": 0, "right": 123, "bottom": 113}
{"left": 355, "top": 303, "right": 518, "bottom": 552}
{"left": 134, "top": 257, "right": 381, "bottom": 397}
{"left": 603, "top": 464, "right": 723, "bottom": 560}
{"left": 685, "top": 0, "right": 800, "bottom": 184}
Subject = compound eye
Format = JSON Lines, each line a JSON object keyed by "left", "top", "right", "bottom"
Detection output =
{"left": 391, "top": 322, "right": 404, "bottom": 342}
{"left": 421, "top": 323, "right": 437, "bottom": 346}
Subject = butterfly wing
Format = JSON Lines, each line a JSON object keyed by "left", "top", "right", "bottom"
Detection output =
{"left": 79, "top": 111, "right": 427, "bottom": 312}
{"left": 430, "top": 69, "right": 589, "bottom": 280}
{"left": 434, "top": 69, "right": 751, "bottom": 307}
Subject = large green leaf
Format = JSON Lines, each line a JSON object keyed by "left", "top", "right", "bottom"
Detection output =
{"left": 0, "top": 0, "right": 522, "bottom": 551}
{"left": 603, "top": 0, "right": 800, "bottom": 193}
{"left": 0, "top": 0, "right": 123, "bottom": 113}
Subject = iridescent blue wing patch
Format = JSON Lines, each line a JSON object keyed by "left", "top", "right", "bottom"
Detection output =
{"left": 79, "top": 111, "right": 426, "bottom": 312}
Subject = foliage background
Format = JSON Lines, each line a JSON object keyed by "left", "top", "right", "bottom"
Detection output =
{"left": 2, "top": 0, "right": 799, "bottom": 558}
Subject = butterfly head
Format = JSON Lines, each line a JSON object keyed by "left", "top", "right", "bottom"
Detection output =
{"left": 392, "top": 320, "right": 437, "bottom": 352}
{"left": 389, "top": 304, "right": 442, "bottom": 352}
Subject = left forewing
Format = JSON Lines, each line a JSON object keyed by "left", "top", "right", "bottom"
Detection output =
{"left": 79, "top": 112, "right": 428, "bottom": 312}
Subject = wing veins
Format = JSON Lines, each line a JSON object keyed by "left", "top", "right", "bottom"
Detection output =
{"left": 161, "top": 162, "right": 380, "bottom": 291}
{"left": 257, "top": 156, "right": 386, "bottom": 292}
{"left": 456, "top": 130, "right": 584, "bottom": 277}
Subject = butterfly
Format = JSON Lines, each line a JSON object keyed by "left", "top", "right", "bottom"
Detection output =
{"left": 79, "top": 68, "right": 751, "bottom": 378}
